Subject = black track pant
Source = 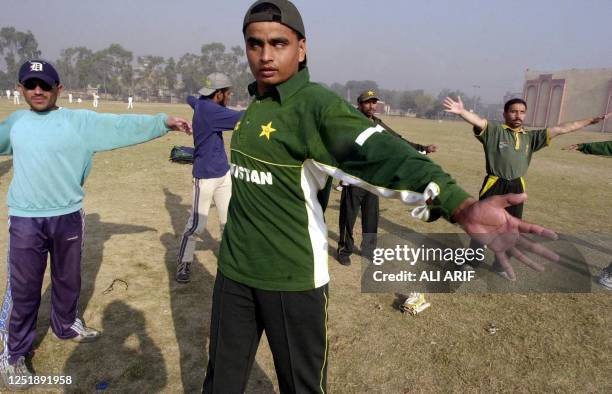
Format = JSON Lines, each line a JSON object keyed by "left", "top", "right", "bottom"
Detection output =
{"left": 202, "top": 271, "right": 329, "bottom": 394}
{"left": 467, "top": 175, "right": 525, "bottom": 268}
{"left": 337, "top": 185, "right": 379, "bottom": 259}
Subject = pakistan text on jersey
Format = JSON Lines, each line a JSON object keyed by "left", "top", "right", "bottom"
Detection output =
{"left": 230, "top": 164, "right": 273, "bottom": 185}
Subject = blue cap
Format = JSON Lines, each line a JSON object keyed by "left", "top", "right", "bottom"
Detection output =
{"left": 18, "top": 60, "right": 60, "bottom": 86}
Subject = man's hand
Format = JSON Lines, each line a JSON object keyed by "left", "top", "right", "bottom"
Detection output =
{"left": 562, "top": 144, "right": 580, "bottom": 151}
{"left": 452, "top": 194, "right": 559, "bottom": 280}
{"left": 166, "top": 116, "right": 192, "bottom": 135}
{"left": 442, "top": 96, "right": 487, "bottom": 130}
{"left": 425, "top": 144, "right": 438, "bottom": 154}
{"left": 442, "top": 96, "right": 465, "bottom": 115}
{"left": 589, "top": 112, "right": 611, "bottom": 125}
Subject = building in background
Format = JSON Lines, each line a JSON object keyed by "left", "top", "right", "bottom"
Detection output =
{"left": 523, "top": 68, "right": 612, "bottom": 132}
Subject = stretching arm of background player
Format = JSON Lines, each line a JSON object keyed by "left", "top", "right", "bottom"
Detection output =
{"left": 563, "top": 140, "right": 612, "bottom": 156}
{"left": 548, "top": 112, "right": 611, "bottom": 138}
{"left": 443, "top": 96, "right": 487, "bottom": 131}
{"left": 377, "top": 118, "right": 437, "bottom": 153}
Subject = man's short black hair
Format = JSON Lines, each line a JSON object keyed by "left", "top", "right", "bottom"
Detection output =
{"left": 504, "top": 98, "right": 527, "bottom": 112}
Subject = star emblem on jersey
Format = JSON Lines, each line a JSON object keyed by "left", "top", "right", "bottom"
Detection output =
{"left": 259, "top": 122, "right": 277, "bottom": 140}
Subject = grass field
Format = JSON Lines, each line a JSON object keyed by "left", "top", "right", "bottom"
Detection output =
{"left": 0, "top": 98, "right": 610, "bottom": 393}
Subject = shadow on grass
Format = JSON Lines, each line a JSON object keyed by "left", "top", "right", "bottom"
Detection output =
{"left": 64, "top": 301, "right": 167, "bottom": 393}
{"left": 0, "top": 159, "right": 12, "bottom": 179}
{"left": 161, "top": 188, "right": 274, "bottom": 393}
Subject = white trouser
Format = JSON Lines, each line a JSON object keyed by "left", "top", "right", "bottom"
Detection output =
{"left": 177, "top": 172, "right": 232, "bottom": 263}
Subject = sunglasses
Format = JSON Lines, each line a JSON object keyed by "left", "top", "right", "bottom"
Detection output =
{"left": 22, "top": 79, "right": 54, "bottom": 91}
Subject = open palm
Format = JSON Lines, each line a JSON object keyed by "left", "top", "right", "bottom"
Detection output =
{"left": 455, "top": 194, "right": 559, "bottom": 280}
{"left": 443, "top": 96, "right": 464, "bottom": 114}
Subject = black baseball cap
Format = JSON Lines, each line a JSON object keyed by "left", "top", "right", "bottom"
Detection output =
{"left": 243, "top": 0, "right": 305, "bottom": 38}
{"left": 18, "top": 60, "right": 60, "bottom": 86}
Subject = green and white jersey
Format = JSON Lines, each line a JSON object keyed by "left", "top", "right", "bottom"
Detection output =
{"left": 219, "top": 68, "right": 471, "bottom": 291}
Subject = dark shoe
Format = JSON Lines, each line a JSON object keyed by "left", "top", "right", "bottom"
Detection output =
{"left": 175, "top": 261, "right": 192, "bottom": 283}
{"left": 337, "top": 254, "right": 351, "bottom": 266}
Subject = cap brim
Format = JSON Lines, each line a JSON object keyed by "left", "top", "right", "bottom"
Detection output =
{"left": 198, "top": 87, "right": 215, "bottom": 96}
{"left": 20, "top": 73, "right": 57, "bottom": 87}
{"left": 359, "top": 96, "right": 380, "bottom": 103}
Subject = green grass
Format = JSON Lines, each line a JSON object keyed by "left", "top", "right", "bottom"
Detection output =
{"left": 0, "top": 98, "right": 610, "bottom": 393}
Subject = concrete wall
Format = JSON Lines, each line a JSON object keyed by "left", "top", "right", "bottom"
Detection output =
{"left": 523, "top": 68, "right": 612, "bottom": 132}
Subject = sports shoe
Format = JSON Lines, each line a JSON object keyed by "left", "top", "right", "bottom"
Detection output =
{"left": 337, "top": 253, "right": 351, "bottom": 266}
{"left": 70, "top": 319, "right": 101, "bottom": 343}
{"left": 1, "top": 356, "right": 33, "bottom": 390}
{"left": 175, "top": 261, "right": 192, "bottom": 283}
{"left": 598, "top": 263, "right": 612, "bottom": 290}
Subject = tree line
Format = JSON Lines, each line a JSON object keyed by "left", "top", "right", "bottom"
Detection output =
{"left": 0, "top": 26, "right": 487, "bottom": 116}
{"left": 0, "top": 27, "right": 253, "bottom": 103}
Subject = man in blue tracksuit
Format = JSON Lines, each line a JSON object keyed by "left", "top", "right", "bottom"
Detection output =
{"left": 0, "top": 59, "right": 191, "bottom": 389}
{"left": 175, "top": 73, "right": 244, "bottom": 283}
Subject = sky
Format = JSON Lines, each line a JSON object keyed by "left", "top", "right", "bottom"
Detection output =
{"left": 1, "top": 0, "right": 611, "bottom": 103}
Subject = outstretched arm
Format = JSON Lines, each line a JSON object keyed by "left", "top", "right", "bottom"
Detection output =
{"left": 563, "top": 140, "right": 612, "bottom": 156}
{"left": 377, "top": 118, "right": 437, "bottom": 154}
{"left": 81, "top": 112, "right": 191, "bottom": 153}
{"left": 443, "top": 96, "right": 487, "bottom": 130}
{"left": 549, "top": 112, "right": 611, "bottom": 139}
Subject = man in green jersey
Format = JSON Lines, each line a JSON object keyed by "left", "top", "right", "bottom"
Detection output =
{"left": 202, "top": 1, "right": 558, "bottom": 392}
{"left": 443, "top": 96, "right": 610, "bottom": 275}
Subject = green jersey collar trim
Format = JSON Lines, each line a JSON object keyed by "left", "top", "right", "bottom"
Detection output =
{"left": 247, "top": 68, "right": 310, "bottom": 104}
{"left": 501, "top": 123, "right": 526, "bottom": 133}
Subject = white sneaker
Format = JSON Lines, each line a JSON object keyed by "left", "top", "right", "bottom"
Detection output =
{"left": 598, "top": 265, "right": 612, "bottom": 290}
{"left": 69, "top": 319, "right": 101, "bottom": 343}
{"left": 1, "top": 356, "right": 33, "bottom": 390}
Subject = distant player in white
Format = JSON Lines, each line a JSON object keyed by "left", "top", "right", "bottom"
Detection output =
{"left": 68, "top": 92, "right": 73, "bottom": 104}
{"left": 92, "top": 93, "right": 99, "bottom": 108}
{"left": 127, "top": 95, "right": 134, "bottom": 109}
{"left": 5, "top": 90, "right": 10, "bottom": 100}
{"left": 12, "top": 90, "right": 19, "bottom": 105}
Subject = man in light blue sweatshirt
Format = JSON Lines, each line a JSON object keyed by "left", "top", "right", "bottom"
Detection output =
{"left": 0, "top": 60, "right": 191, "bottom": 389}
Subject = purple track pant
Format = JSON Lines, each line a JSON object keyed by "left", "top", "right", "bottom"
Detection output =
{"left": 0, "top": 210, "right": 84, "bottom": 364}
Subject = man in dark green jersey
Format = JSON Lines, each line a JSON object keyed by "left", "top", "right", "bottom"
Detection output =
{"left": 443, "top": 96, "right": 610, "bottom": 276}
{"left": 202, "top": 1, "right": 558, "bottom": 392}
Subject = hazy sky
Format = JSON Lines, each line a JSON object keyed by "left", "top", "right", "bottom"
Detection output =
{"left": 2, "top": 0, "right": 610, "bottom": 103}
